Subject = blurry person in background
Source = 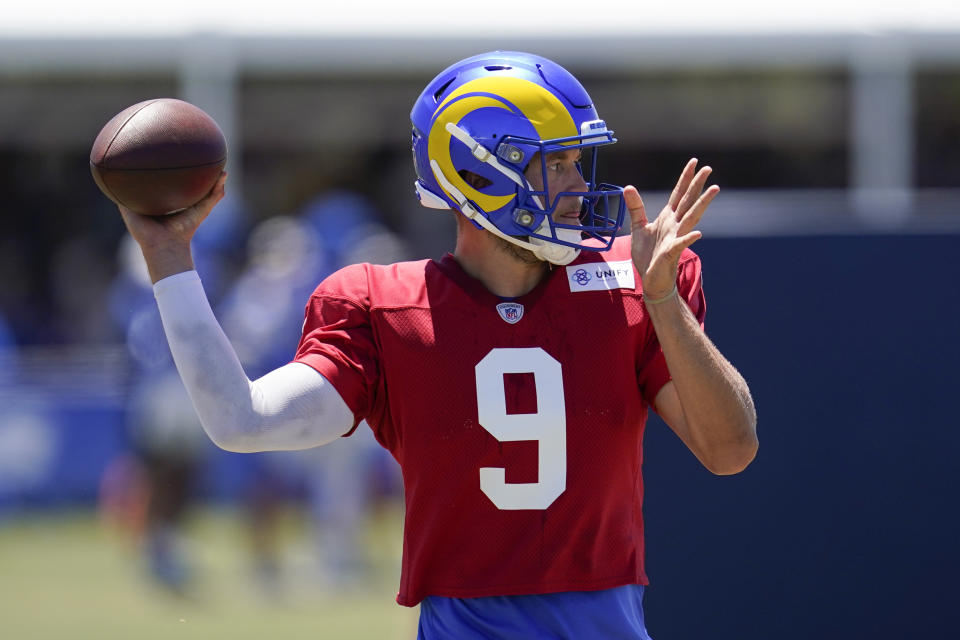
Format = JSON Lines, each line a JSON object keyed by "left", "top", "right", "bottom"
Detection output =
{"left": 125, "top": 369, "right": 208, "bottom": 593}
{"left": 217, "top": 213, "right": 324, "bottom": 594}
{"left": 103, "top": 195, "right": 243, "bottom": 594}
{"left": 219, "top": 198, "right": 405, "bottom": 594}
{"left": 117, "top": 51, "right": 757, "bottom": 637}
{"left": 299, "top": 206, "right": 408, "bottom": 590}
{"left": 103, "top": 236, "right": 213, "bottom": 594}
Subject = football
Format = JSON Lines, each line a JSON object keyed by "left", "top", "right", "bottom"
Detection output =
{"left": 90, "top": 98, "right": 226, "bottom": 216}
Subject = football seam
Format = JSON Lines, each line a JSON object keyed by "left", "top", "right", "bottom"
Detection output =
{"left": 94, "top": 157, "right": 225, "bottom": 213}
{"left": 97, "top": 99, "right": 162, "bottom": 165}
{"left": 96, "top": 158, "right": 227, "bottom": 172}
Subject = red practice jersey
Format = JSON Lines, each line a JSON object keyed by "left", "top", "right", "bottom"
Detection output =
{"left": 294, "top": 236, "right": 705, "bottom": 606}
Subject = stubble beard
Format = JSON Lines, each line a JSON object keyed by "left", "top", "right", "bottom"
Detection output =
{"left": 494, "top": 235, "right": 543, "bottom": 266}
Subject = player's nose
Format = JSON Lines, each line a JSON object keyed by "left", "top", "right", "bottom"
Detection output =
{"left": 567, "top": 168, "right": 588, "bottom": 194}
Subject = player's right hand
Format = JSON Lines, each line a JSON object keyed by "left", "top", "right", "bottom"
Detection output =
{"left": 118, "top": 171, "right": 227, "bottom": 283}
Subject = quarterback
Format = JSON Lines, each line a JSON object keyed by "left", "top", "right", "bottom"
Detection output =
{"left": 119, "top": 52, "right": 757, "bottom": 638}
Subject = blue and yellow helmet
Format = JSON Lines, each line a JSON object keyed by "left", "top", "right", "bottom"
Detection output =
{"left": 411, "top": 51, "right": 625, "bottom": 265}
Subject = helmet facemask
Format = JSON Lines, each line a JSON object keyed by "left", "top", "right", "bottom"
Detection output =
{"left": 509, "top": 130, "right": 625, "bottom": 265}
{"left": 411, "top": 52, "right": 627, "bottom": 265}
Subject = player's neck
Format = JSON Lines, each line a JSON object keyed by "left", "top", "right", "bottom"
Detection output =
{"left": 454, "top": 226, "right": 549, "bottom": 299}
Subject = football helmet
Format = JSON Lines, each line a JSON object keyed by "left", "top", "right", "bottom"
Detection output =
{"left": 411, "top": 51, "right": 626, "bottom": 265}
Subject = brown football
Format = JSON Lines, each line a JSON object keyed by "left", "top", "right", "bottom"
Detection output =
{"left": 90, "top": 98, "right": 226, "bottom": 215}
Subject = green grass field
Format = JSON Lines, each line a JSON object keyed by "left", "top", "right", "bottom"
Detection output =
{"left": 0, "top": 505, "right": 418, "bottom": 640}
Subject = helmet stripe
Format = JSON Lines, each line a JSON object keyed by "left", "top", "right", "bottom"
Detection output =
{"left": 437, "top": 76, "right": 578, "bottom": 141}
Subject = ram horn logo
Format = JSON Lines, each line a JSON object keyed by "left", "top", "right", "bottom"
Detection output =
{"left": 428, "top": 76, "right": 578, "bottom": 213}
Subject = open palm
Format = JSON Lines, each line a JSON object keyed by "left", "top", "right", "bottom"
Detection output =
{"left": 627, "top": 159, "right": 718, "bottom": 299}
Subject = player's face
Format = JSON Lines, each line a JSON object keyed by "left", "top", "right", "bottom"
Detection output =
{"left": 525, "top": 149, "right": 588, "bottom": 224}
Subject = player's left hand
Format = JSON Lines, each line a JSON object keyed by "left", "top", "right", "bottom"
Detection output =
{"left": 627, "top": 158, "right": 719, "bottom": 299}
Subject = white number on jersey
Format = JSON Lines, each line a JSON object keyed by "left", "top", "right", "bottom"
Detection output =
{"left": 474, "top": 347, "right": 566, "bottom": 510}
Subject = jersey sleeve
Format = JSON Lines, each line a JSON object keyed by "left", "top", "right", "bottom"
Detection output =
{"left": 636, "top": 251, "right": 707, "bottom": 406}
{"left": 293, "top": 265, "right": 380, "bottom": 433}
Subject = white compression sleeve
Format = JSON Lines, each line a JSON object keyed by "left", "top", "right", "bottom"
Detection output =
{"left": 153, "top": 270, "right": 355, "bottom": 453}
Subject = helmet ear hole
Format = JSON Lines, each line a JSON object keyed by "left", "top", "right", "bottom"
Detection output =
{"left": 458, "top": 170, "right": 493, "bottom": 190}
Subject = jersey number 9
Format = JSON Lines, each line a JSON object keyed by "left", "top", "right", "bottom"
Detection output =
{"left": 475, "top": 347, "right": 566, "bottom": 510}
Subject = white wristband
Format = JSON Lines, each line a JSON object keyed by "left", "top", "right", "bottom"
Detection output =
{"left": 643, "top": 285, "right": 678, "bottom": 306}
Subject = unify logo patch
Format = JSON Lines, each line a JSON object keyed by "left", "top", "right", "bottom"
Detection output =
{"left": 566, "top": 260, "right": 635, "bottom": 292}
{"left": 496, "top": 302, "right": 525, "bottom": 324}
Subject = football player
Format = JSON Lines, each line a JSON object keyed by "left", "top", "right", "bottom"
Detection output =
{"left": 119, "top": 51, "right": 758, "bottom": 639}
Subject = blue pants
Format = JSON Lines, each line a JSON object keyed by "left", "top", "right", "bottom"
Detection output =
{"left": 418, "top": 584, "right": 652, "bottom": 639}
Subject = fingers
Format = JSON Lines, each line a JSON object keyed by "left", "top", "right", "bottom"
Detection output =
{"left": 660, "top": 231, "right": 704, "bottom": 268}
{"left": 676, "top": 166, "right": 713, "bottom": 220}
{"left": 195, "top": 172, "right": 228, "bottom": 213}
{"left": 668, "top": 158, "right": 699, "bottom": 211}
{"left": 666, "top": 171, "right": 715, "bottom": 257}
{"left": 116, "top": 202, "right": 162, "bottom": 238}
{"left": 678, "top": 184, "right": 719, "bottom": 234}
{"left": 675, "top": 230, "right": 703, "bottom": 254}
{"left": 116, "top": 204, "right": 142, "bottom": 239}
{"left": 624, "top": 185, "right": 647, "bottom": 229}
{"left": 118, "top": 172, "right": 227, "bottom": 247}
{"left": 173, "top": 171, "right": 227, "bottom": 229}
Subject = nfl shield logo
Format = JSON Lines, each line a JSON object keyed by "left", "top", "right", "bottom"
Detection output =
{"left": 496, "top": 302, "right": 524, "bottom": 324}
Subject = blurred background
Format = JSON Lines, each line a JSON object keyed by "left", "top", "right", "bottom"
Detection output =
{"left": 0, "top": 3, "right": 958, "bottom": 639}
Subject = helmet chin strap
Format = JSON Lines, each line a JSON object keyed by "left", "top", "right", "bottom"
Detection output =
{"left": 429, "top": 159, "right": 580, "bottom": 266}
{"left": 528, "top": 220, "right": 581, "bottom": 266}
